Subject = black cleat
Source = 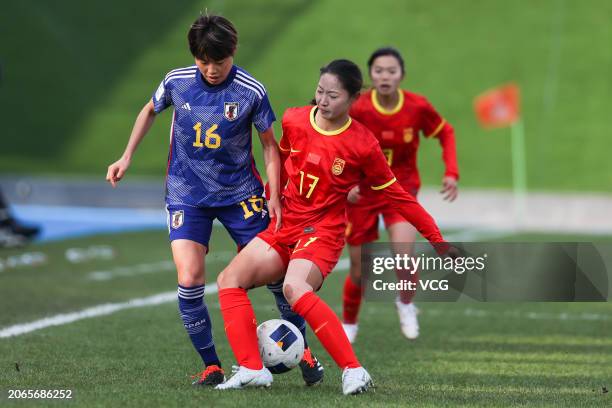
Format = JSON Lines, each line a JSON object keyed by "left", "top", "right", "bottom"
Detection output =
{"left": 0, "top": 219, "right": 40, "bottom": 248}
{"left": 299, "top": 347, "right": 324, "bottom": 386}
{"left": 191, "top": 365, "right": 225, "bottom": 386}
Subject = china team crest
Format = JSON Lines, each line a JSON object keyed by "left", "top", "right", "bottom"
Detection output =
{"left": 403, "top": 128, "right": 414, "bottom": 143}
{"left": 332, "top": 157, "right": 346, "bottom": 176}
{"left": 171, "top": 210, "right": 184, "bottom": 229}
{"left": 224, "top": 102, "right": 239, "bottom": 121}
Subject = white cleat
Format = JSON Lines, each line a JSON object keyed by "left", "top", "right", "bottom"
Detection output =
{"left": 214, "top": 365, "right": 273, "bottom": 390}
{"left": 342, "top": 366, "right": 373, "bottom": 395}
{"left": 342, "top": 323, "right": 359, "bottom": 344}
{"left": 396, "top": 300, "right": 420, "bottom": 340}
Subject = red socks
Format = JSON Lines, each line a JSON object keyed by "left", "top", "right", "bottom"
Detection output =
{"left": 342, "top": 275, "right": 363, "bottom": 324}
{"left": 293, "top": 291, "right": 360, "bottom": 369}
{"left": 218, "top": 288, "right": 263, "bottom": 370}
{"left": 396, "top": 268, "right": 419, "bottom": 304}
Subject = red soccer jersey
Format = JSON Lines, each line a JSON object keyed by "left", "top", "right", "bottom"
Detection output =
{"left": 277, "top": 105, "right": 445, "bottom": 246}
{"left": 349, "top": 89, "right": 458, "bottom": 195}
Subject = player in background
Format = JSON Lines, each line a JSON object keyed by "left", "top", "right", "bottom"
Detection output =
{"left": 0, "top": 187, "right": 40, "bottom": 248}
{"left": 0, "top": 66, "right": 41, "bottom": 248}
{"left": 106, "top": 14, "right": 322, "bottom": 387}
{"left": 342, "top": 47, "right": 459, "bottom": 342}
{"left": 213, "top": 59, "right": 454, "bottom": 394}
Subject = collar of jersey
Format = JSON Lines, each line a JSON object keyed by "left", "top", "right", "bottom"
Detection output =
{"left": 196, "top": 65, "right": 238, "bottom": 92}
{"left": 309, "top": 106, "right": 352, "bottom": 136}
{"left": 371, "top": 89, "right": 404, "bottom": 115}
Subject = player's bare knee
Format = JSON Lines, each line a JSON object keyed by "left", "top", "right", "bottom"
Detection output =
{"left": 176, "top": 264, "right": 204, "bottom": 287}
{"left": 216, "top": 269, "right": 231, "bottom": 289}
{"left": 217, "top": 267, "right": 242, "bottom": 289}
{"left": 282, "top": 282, "right": 309, "bottom": 305}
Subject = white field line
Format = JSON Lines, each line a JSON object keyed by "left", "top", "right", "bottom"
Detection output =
{"left": 0, "top": 286, "right": 218, "bottom": 338}
{"left": 87, "top": 251, "right": 236, "bottom": 281}
{"left": 0, "top": 229, "right": 569, "bottom": 339}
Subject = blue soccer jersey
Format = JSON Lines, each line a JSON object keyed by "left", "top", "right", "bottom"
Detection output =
{"left": 152, "top": 64, "right": 276, "bottom": 207}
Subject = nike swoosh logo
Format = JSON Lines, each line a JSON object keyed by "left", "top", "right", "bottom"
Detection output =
{"left": 314, "top": 321, "right": 328, "bottom": 334}
{"left": 240, "top": 377, "right": 255, "bottom": 387}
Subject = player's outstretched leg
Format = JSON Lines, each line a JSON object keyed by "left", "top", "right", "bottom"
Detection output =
{"left": 267, "top": 280, "right": 324, "bottom": 386}
{"left": 178, "top": 285, "right": 225, "bottom": 386}
{"left": 390, "top": 223, "right": 420, "bottom": 340}
{"left": 215, "top": 287, "right": 273, "bottom": 389}
{"left": 395, "top": 259, "right": 420, "bottom": 340}
{"left": 342, "top": 245, "right": 363, "bottom": 343}
{"left": 214, "top": 237, "right": 286, "bottom": 390}
{"left": 285, "top": 260, "right": 373, "bottom": 395}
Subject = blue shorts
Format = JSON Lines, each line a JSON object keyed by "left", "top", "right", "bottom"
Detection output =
{"left": 166, "top": 195, "right": 269, "bottom": 250}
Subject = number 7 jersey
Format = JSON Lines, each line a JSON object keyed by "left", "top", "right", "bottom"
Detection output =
{"left": 152, "top": 64, "right": 276, "bottom": 207}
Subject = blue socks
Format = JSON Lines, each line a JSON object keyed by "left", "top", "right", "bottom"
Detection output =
{"left": 178, "top": 284, "right": 221, "bottom": 367}
{"left": 267, "top": 281, "right": 309, "bottom": 348}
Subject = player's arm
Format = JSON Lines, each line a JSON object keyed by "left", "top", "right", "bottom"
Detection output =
{"left": 431, "top": 121, "right": 459, "bottom": 202}
{"left": 363, "top": 143, "right": 449, "bottom": 253}
{"left": 258, "top": 126, "right": 282, "bottom": 230}
{"left": 277, "top": 127, "right": 291, "bottom": 191}
{"left": 423, "top": 102, "right": 459, "bottom": 201}
{"left": 106, "top": 99, "right": 157, "bottom": 187}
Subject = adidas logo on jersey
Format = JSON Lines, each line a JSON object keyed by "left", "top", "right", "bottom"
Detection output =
{"left": 181, "top": 103, "right": 191, "bottom": 111}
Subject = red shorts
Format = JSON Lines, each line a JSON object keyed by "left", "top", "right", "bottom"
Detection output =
{"left": 257, "top": 221, "right": 345, "bottom": 278}
{"left": 345, "top": 185, "right": 419, "bottom": 246}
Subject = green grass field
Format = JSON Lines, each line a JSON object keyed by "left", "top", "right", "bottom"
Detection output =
{"left": 1, "top": 0, "right": 611, "bottom": 191}
{"left": 1, "top": 228, "right": 611, "bottom": 406}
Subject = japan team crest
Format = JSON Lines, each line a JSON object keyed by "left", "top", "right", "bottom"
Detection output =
{"left": 171, "top": 210, "right": 184, "bottom": 229}
{"left": 332, "top": 157, "right": 346, "bottom": 176}
{"left": 224, "top": 102, "right": 239, "bottom": 121}
{"left": 403, "top": 128, "right": 414, "bottom": 143}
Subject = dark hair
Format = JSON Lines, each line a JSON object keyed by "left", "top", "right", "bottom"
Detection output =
{"left": 319, "top": 59, "right": 363, "bottom": 97}
{"left": 188, "top": 14, "right": 237, "bottom": 61}
{"left": 367, "top": 47, "right": 405, "bottom": 75}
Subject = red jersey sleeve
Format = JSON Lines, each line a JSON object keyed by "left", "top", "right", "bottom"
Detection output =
{"left": 361, "top": 140, "right": 447, "bottom": 248}
{"left": 278, "top": 113, "right": 295, "bottom": 192}
{"left": 421, "top": 99, "right": 459, "bottom": 180}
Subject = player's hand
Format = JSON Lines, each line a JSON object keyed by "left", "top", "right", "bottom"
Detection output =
{"left": 433, "top": 242, "right": 461, "bottom": 259}
{"left": 444, "top": 245, "right": 462, "bottom": 259}
{"left": 440, "top": 176, "right": 458, "bottom": 202}
{"left": 267, "top": 195, "right": 282, "bottom": 231}
{"left": 106, "top": 157, "right": 131, "bottom": 188}
{"left": 347, "top": 185, "right": 362, "bottom": 204}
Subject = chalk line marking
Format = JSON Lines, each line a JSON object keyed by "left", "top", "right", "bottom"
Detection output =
{"left": 0, "top": 285, "right": 217, "bottom": 338}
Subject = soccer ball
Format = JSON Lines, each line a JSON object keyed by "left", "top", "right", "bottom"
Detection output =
{"left": 257, "top": 319, "right": 305, "bottom": 374}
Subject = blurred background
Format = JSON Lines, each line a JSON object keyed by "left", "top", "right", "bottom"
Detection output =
{"left": 1, "top": 1, "right": 610, "bottom": 405}
{"left": 1, "top": 0, "right": 610, "bottom": 237}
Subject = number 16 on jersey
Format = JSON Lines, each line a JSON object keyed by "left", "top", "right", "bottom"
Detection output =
{"left": 193, "top": 123, "right": 221, "bottom": 149}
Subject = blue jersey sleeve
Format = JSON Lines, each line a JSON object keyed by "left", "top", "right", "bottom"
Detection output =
{"left": 152, "top": 78, "right": 172, "bottom": 113}
{"left": 252, "top": 93, "right": 276, "bottom": 132}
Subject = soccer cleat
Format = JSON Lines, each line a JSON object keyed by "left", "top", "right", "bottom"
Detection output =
{"left": 191, "top": 365, "right": 225, "bottom": 386}
{"left": 341, "top": 323, "right": 358, "bottom": 344}
{"left": 214, "top": 365, "right": 273, "bottom": 390}
{"left": 342, "top": 366, "right": 373, "bottom": 395}
{"left": 0, "top": 226, "right": 27, "bottom": 248}
{"left": 396, "top": 300, "right": 420, "bottom": 340}
{"left": 299, "top": 347, "right": 324, "bottom": 386}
